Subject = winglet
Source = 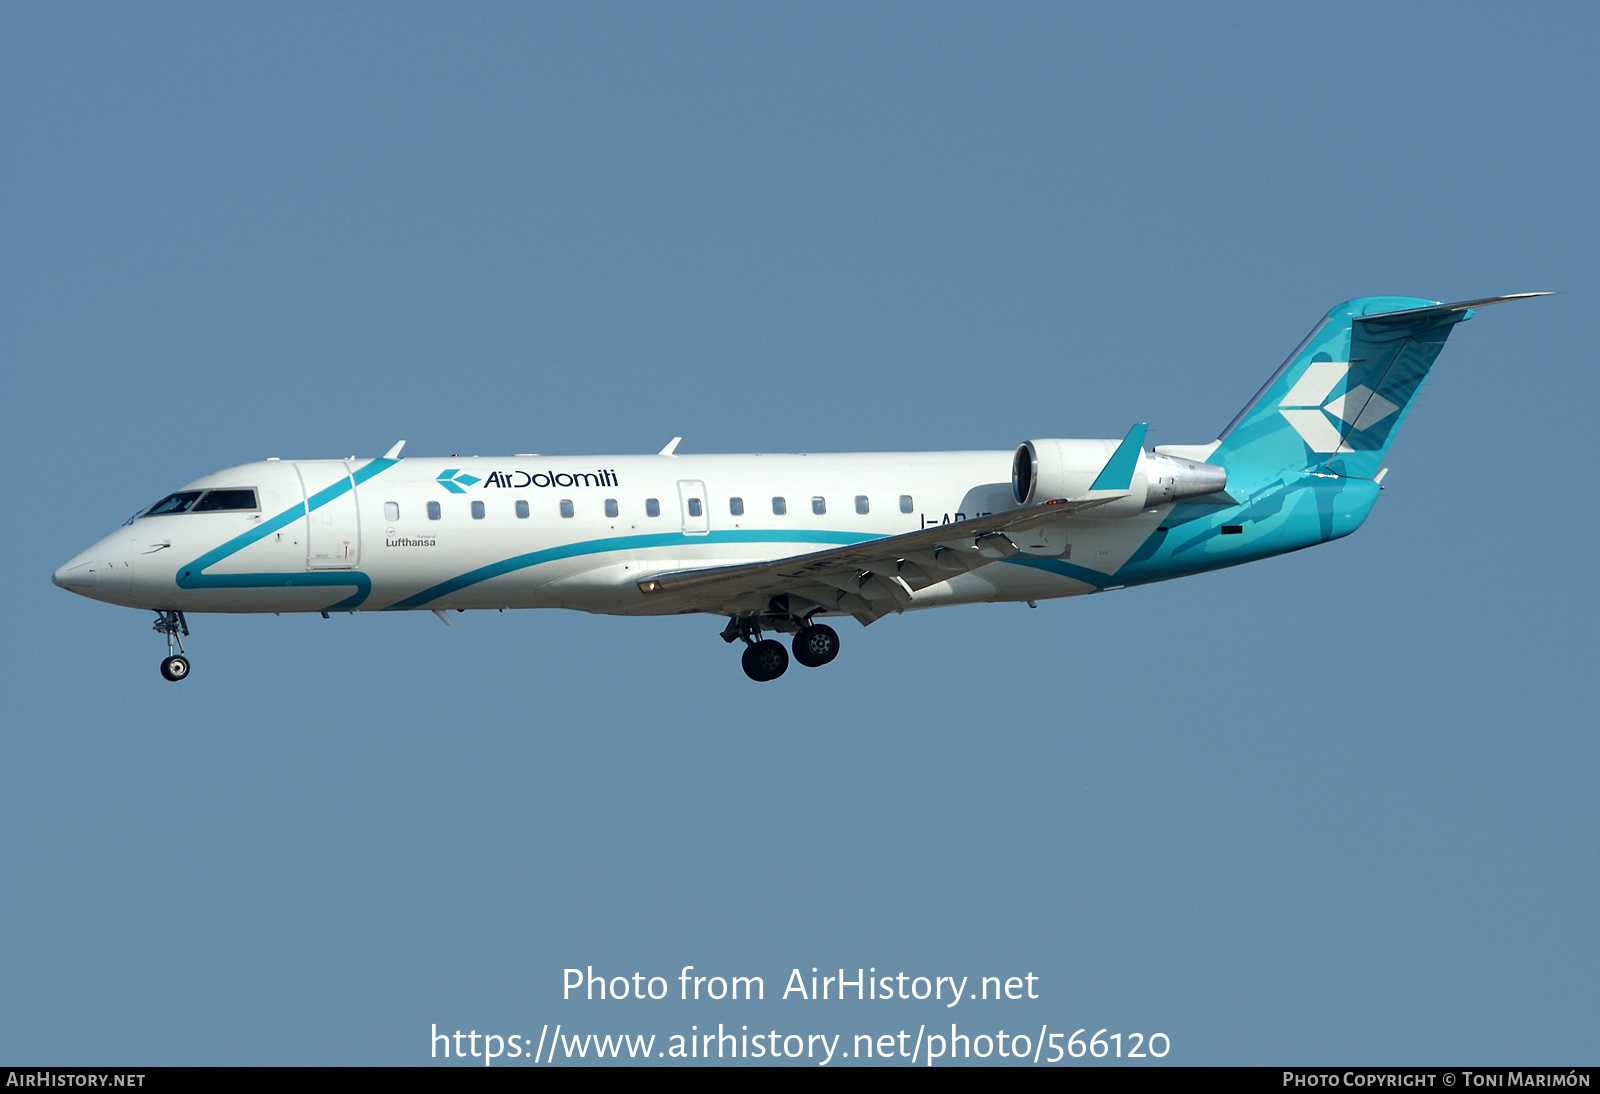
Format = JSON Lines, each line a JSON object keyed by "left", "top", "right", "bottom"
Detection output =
{"left": 382, "top": 440, "right": 406, "bottom": 459}
{"left": 1089, "top": 423, "right": 1147, "bottom": 491}
{"left": 658, "top": 437, "right": 682, "bottom": 456}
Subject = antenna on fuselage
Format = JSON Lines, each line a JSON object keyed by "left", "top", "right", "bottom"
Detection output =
{"left": 658, "top": 437, "right": 682, "bottom": 456}
{"left": 383, "top": 440, "right": 407, "bottom": 459}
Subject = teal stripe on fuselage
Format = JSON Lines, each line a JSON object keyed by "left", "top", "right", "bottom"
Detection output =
{"left": 174, "top": 458, "right": 398, "bottom": 611}
{"left": 382, "top": 528, "right": 878, "bottom": 610}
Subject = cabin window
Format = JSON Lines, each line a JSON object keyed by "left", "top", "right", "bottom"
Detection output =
{"left": 772, "top": 496, "right": 786, "bottom": 515}
{"left": 142, "top": 491, "right": 204, "bottom": 516}
{"left": 515, "top": 500, "right": 530, "bottom": 519}
{"left": 426, "top": 501, "right": 442, "bottom": 520}
{"left": 383, "top": 501, "right": 400, "bottom": 522}
{"left": 646, "top": 498, "right": 661, "bottom": 517}
{"left": 729, "top": 497, "right": 744, "bottom": 516}
{"left": 900, "top": 495, "right": 914, "bottom": 514}
{"left": 191, "top": 488, "right": 259, "bottom": 512}
{"left": 560, "top": 499, "right": 575, "bottom": 518}
{"left": 471, "top": 500, "right": 486, "bottom": 520}
{"left": 812, "top": 496, "right": 826, "bottom": 515}
{"left": 604, "top": 499, "right": 619, "bottom": 518}
{"left": 687, "top": 498, "right": 702, "bottom": 517}
{"left": 855, "top": 495, "right": 869, "bottom": 515}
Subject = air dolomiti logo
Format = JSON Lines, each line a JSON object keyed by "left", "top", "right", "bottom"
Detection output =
{"left": 436, "top": 467, "right": 619, "bottom": 492}
{"left": 435, "top": 469, "right": 481, "bottom": 494}
{"left": 1278, "top": 360, "right": 1400, "bottom": 453}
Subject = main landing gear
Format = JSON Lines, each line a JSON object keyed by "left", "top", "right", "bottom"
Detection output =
{"left": 724, "top": 614, "right": 841, "bottom": 682}
{"left": 741, "top": 639, "right": 789, "bottom": 682}
{"left": 791, "top": 622, "right": 840, "bottom": 668}
{"left": 153, "top": 610, "right": 191, "bottom": 682}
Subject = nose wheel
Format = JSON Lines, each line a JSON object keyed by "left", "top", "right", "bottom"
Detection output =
{"left": 153, "top": 610, "right": 191, "bottom": 682}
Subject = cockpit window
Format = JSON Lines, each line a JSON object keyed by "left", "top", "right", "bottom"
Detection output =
{"left": 191, "top": 488, "right": 258, "bottom": 512}
{"left": 140, "top": 488, "right": 258, "bottom": 517}
{"left": 142, "top": 491, "right": 204, "bottom": 516}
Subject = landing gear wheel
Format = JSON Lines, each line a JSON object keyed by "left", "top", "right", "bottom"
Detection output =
{"left": 792, "top": 623, "right": 840, "bottom": 668}
{"left": 152, "top": 611, "right": 190, "bottom": 681}
{"left": 741, "top": 639, "right": 789, "bottom": 682}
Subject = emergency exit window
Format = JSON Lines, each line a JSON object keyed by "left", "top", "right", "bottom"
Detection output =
{"left": 384, "top": 502, "right": 400, "bottom": 522}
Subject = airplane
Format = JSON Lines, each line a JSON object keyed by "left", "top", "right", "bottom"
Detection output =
{"left": 53, "top": 294, "right": 1544, "bottom": 682}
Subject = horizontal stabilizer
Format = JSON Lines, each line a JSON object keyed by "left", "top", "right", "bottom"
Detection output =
{"left": 1354, "top": 292, "right": 1550, "bottom": 325}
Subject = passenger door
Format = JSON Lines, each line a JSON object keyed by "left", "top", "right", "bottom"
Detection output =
{"left": 677, "top": 480, "right": 710, "bottom": 536}
{"left": 295, "top": 462, "right": 361, "bottom": 568}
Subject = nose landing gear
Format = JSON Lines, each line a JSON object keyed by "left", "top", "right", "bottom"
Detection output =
{"left": 153, "top": 610, "right": 191, "bottom": 682}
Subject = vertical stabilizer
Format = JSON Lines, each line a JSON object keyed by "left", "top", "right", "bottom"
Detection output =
{"left": 1209, "top": 294, "right": 1544, "bottom": 480}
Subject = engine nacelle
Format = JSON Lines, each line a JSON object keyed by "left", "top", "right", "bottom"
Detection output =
{"left": 1012, "top": 439, "right": 1130, "bottom": 506}
{"left": 1012, "top": 440, "right": 1227, "bottom": 515}
{"left": 1140, "top": 452, "right": 1228, "bottom": 506}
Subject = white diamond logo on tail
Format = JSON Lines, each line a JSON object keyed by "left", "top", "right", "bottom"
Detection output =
{"left": 1280, "top": 360, "right": 1348, "bottom": 409}
{"left": 1322, "top": 385, "right": 1372, "bottom": 424}
{"left": 1278, "top": 409, "right": 1347, "bottom": 453}
{"left": 1276, "top": 361, "right": 1401, "bottom": 453}
{"left": 1351, "top": 391, "right": 1400, "bottom": 431}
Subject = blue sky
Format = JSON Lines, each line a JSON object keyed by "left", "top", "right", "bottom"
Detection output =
{"left": 3, "top": 3, "right": 1595, "bottom": 1065}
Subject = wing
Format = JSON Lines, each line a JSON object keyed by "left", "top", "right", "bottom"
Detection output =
{"left": 635, "top": 494, "right": 1119, "bottom": 623}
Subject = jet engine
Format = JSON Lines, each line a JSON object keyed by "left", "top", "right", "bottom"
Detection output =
{"left": 1140, "top": 452, "right": 1228, "bottom": 505}
{"left": 1012, "top": 439, "right": 1227, "bottom": 513}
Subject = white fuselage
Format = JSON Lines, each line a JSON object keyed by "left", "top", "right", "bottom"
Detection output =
{"left": 54, "top": 450, "right": 1171, "bottom": 619}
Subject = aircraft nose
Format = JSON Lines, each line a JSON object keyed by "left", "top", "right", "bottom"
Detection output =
{"left": 52, "top": 547, "right": 100, "bottom": 592}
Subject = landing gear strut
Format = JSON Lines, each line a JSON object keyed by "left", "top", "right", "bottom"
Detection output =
{"left": 722, "top": 614, "right": 791, "bottom": 681}
{"left": 153, "top": 610, "right": 190, "bottom": 682}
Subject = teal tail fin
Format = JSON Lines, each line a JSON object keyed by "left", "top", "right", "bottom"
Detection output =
{"left": 1209, "top": 294, "right": 1546, "bottom": 480}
